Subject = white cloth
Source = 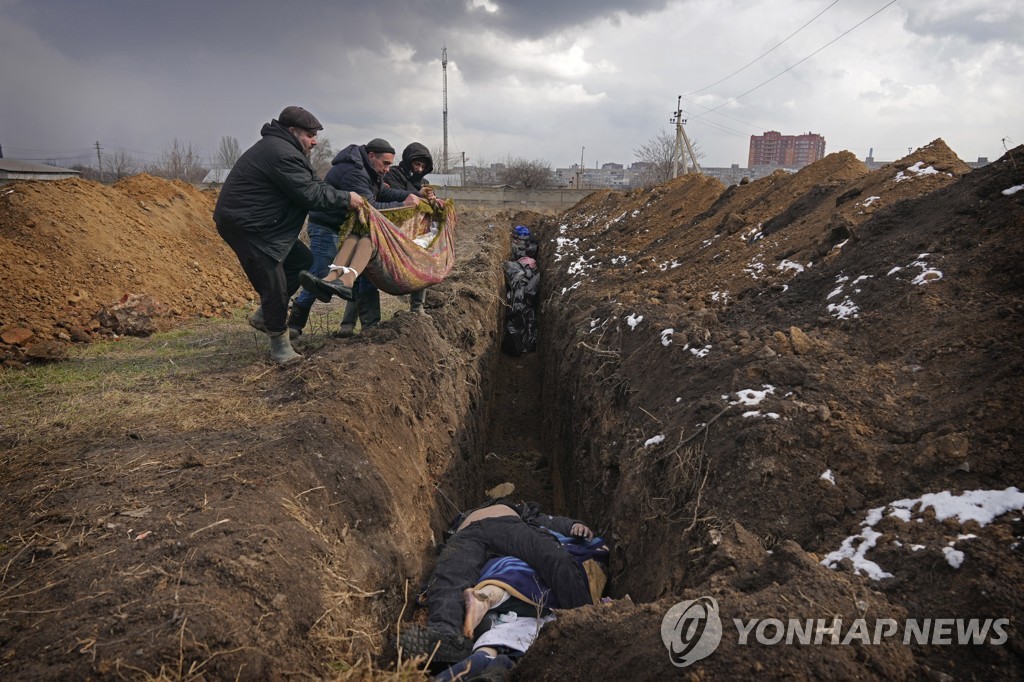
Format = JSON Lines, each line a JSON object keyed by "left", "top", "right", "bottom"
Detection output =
{"left": 473, "top": 613, "right": 555, "bottom": 654}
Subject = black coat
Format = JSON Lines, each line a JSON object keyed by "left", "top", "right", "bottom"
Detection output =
{"left": 307, "top": 144, "right": 411, "bottom": 231}
{"left": 213, "top": 121, "right": 352, "bottom": 261}
{"left": 384, "top": 142, "right": 433, "bottom": 193}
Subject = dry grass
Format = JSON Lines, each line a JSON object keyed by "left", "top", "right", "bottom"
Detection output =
{"left": 0, "top": 292, "right": 411, "bottom": 457}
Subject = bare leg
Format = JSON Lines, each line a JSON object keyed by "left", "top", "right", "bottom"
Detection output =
{"left": 462, "top": 585, "right": 509, "bottom": 638}
{"left": 324, "top": 236, "right": 373, "bottom": 288}
{"left": 323, "top": 236, "right": 359, "bottom": 283}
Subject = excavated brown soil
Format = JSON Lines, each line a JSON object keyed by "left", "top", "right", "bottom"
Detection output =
{"left": 0, "top": 139, "right": 1022, "bottom": 681}
{"left": 0, "top": 174, "right": 255, "bottom": 361}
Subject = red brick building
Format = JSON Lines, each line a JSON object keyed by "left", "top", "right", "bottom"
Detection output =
{"left": 748, "top": 131, "right": 826, "bottom": 168}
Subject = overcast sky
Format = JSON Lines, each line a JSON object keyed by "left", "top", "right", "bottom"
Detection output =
{"left": 1, "top": 0, "right": 1021, "bottom": 171}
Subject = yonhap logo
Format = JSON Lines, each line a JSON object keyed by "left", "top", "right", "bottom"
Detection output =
{"left": 661, "top": 596, "right": 723, "bottom": 667}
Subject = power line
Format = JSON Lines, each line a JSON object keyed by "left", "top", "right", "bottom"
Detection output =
{"left": 682, "top": 99, "right": 767, "bottom": 135}
{"left": 703, "top": 0, "right": 898, "bottom": 114}
{"left": 684, "top": 0, "right": 841, "bottom": 95}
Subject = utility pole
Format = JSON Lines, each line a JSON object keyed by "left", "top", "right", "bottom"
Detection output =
{"left": 460, "top": 152, "right": 467, "bottom": 187}
{"left": 670, "top": 96, "right": 700, "bottom": 178}
{"left": 576, "top": 146, "right": 585, "bottom": 188}
{"left": 95, "top": 141, "right": 103, "bottom": 182}
{"left": 442, "top": 46, "right": 449, "bottom": 174}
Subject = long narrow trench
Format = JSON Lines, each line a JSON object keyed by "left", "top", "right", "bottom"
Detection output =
{"left": 474, "top": 352, "right": 554, "bottom": 511}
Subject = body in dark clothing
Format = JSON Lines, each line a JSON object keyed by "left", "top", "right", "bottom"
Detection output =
{"left": 425, "top": 502, "right": 593, "bottom": 635}
{"left": 213, "top": 116, "right": 356, "bottom": 335}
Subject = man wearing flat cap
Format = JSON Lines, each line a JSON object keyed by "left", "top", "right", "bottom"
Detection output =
{"left": 286, "top": 137, "right": 421, "bottom": 338}
{"left": 214, "top": 106, "right": 365, "bottom": 365}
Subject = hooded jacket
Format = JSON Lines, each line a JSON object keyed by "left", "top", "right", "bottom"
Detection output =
{"left": 383, "top": 142, "right": 434, "bottom": 193}
{"left": 307, "top": 144, "right": 412, "bottom": 231}
{"left": 213, "top": 120, "right": 352, "bottom": 261}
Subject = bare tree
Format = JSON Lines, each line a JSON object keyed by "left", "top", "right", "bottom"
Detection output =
{"left": 149, "top": 138, "right": 207, "bottom": 183}
{"left": 108, "top": 150, "right": 139, "bottom": 180}
{"left": 496, "top": 155, "right": 555, "bottom": 189}
{"left": 216, "top": 136, "right": 241, "bottom": 169}
{"left": 430, "top": 144, "right": 459, "bottom": 176}
{"left": 464, "top": 157, "right": 494, "bottom": 186}
{"left": 310, "top": 136, "right": 334, "bottom": 179}
{"left": 633, "top": 129, "right": 704, "bottom": 188}
{"left": 69, "top": 164, "right": 100, "bottom": 182}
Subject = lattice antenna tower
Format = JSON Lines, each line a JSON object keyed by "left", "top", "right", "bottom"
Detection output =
{"left": 442, "top": 46, "right": 449, "bottom": 174}
{"left": 671, "top": 95, "right": 701, "bottom": 178}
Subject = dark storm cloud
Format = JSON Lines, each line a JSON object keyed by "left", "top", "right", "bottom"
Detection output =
{"left": 2, "top": 0, "right": 676, "bottom": 77}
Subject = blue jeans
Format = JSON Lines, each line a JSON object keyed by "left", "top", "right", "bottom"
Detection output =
{"left": 292, "top": 222, "right": 340, "bottom": 313}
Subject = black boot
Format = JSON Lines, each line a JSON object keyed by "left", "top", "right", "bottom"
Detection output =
{"left": 287, "top": 304, "right": 311, "bottom": 339}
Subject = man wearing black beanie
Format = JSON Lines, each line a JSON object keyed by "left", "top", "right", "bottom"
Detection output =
{"left": 287, "top": 138, "right": 420, "bottom": 338}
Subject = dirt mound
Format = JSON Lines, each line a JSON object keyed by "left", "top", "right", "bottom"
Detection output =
{"left": 525, "top": 141, "right": 1023, "bottom": 678}
{"left": 0, "top": 174, "right": 253, "bottom": 362}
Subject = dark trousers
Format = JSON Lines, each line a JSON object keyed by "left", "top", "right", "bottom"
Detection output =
{"left": 217, "top": 224, "right": 312, "bottom": 332}
{"left": 410, "top": 288, "right": 426, "bottom": 311}
{"left": 340, "top": 276, "right": 381, "bottom": 329}
{"left": 425, "top": 517, "right": 592, "bottom": 633}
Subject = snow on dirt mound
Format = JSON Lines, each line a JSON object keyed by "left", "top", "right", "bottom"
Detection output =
{"left": 527, "top": 142, "right": 1024, "bottom": 678}
{"left": 0, "top": 175, "right": 252, "bottom": 361}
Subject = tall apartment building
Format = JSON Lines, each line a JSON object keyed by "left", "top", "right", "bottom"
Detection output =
{"left": 748, "top": 131, "right": 826, "bottom": 168}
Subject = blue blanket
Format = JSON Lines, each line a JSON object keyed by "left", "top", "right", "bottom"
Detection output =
{"left": 474, "top": 532, "right": 609, "bottom": 608}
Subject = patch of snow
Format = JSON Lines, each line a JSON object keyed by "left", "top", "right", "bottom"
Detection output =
{"left": 827, "top": 297, "right": 859, "bottom": 319}
{"left": 660, "top": 329, "right": 674, "bottom": 346}
{"left": 743, "top": 411, "right": 780, "bottom": 419}
{"left": 894, "top": 162, "right": 951, "bottom": 183}
{"left": 644, "top": 434, "right": 665, "bottom": 448}
{"left": 821, "top": 469, "right": 836, "bottom": 485}
{"left": 778, "top": 259, "right": 804, "bottom": 273}
{"left": 889, "top": 508, "right": 912, "bottom": 522}
{"left": 690, "top": 345, "right": 712, "bottom": 358}
{"left": 912, "top": 269, "right": 943, "bottom": 285}
{"left": 823, "top": 488, "right": 1024, "bottom": 579}
{"left": 744, "top": 259, "right": 766, "bottom": 279}
{"left": 822, "top": 527, "right": 892, "bottom": 580}
{"left": 626, "top": 314, "right": 643, "bottom": 330}
{"left": 942, "top": 546, "right": 965, "bottom": 569}
{"left": 734, "top": 385, "right": 775, "bottom": 406}
{"left": 1002, "top": 184, "right": 1024, "bottom": 196}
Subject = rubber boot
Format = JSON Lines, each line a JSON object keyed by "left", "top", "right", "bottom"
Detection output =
{"left": 248, "top": 306, "right": 269, "bottom": 333}
{"left": 410, "top": 289, "right": 427, "bottom": 315}
{"left": 269, "top": 330, "right": 302, "bottom": 365}
{"left": 287, "top": 303, "right": 310, "bottom": 340}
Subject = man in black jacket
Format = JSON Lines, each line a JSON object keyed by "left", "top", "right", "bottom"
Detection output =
{"left": 286, "top": 138, "right": 420, "bottom": 338}
{"left": 213, "top": 106, "right": 363, "bottom": 365}
{"left": 399, "top": 501, "right": 595, "bottom": 663}
{"left": 382, "top": 142, "right": 436, "bottom": 317}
